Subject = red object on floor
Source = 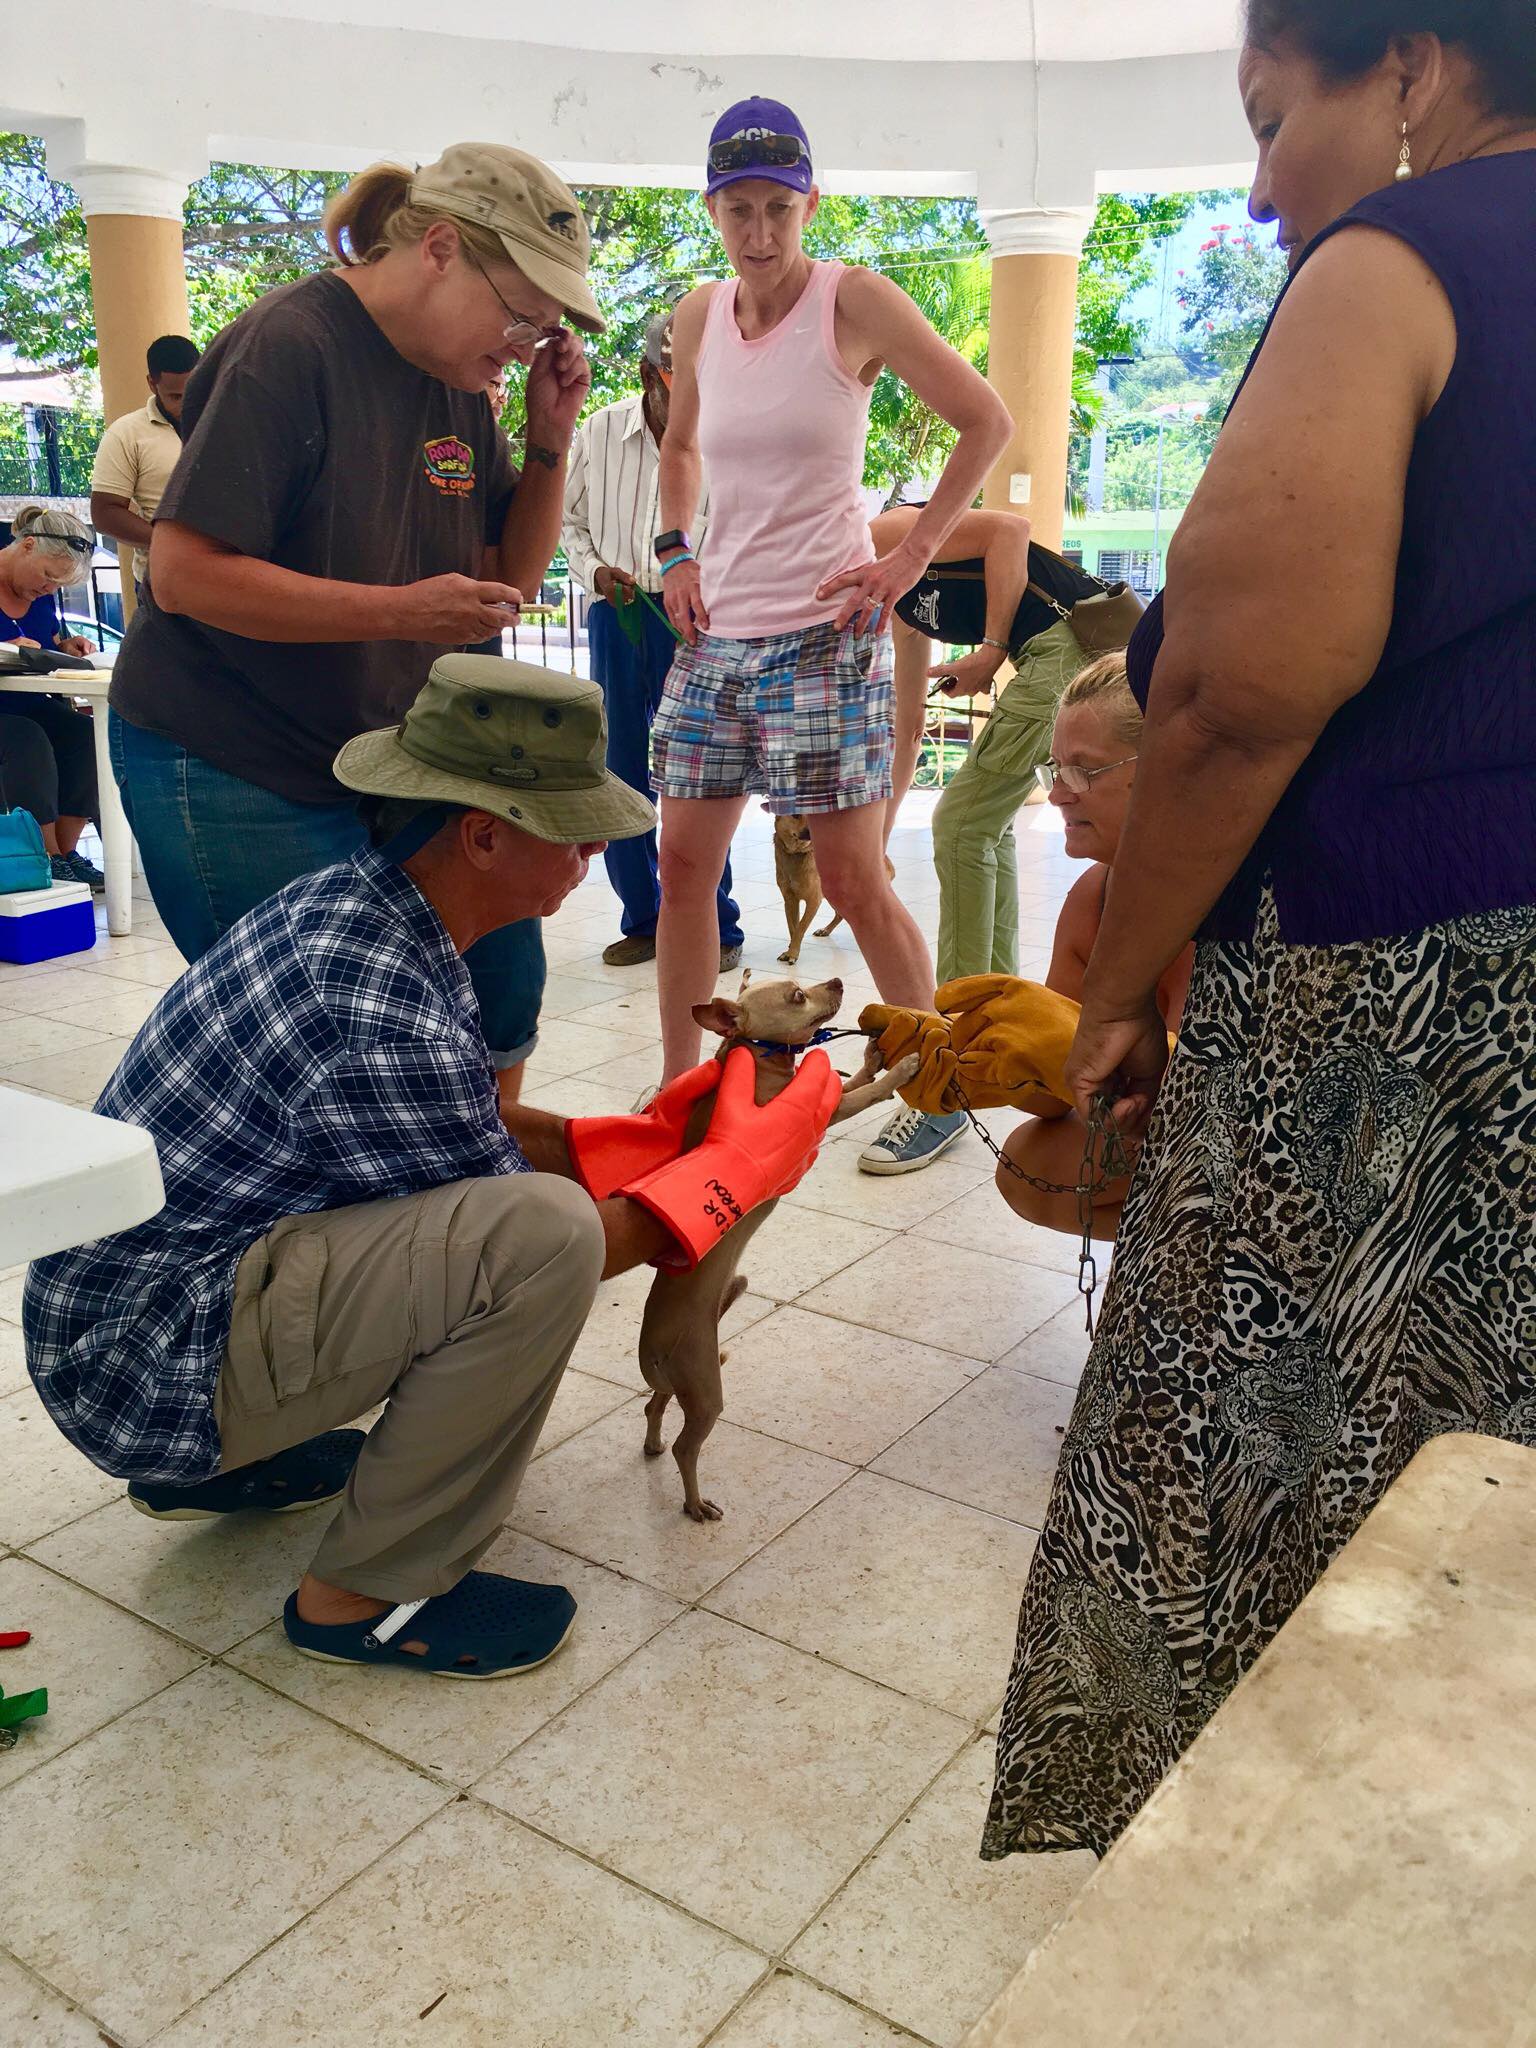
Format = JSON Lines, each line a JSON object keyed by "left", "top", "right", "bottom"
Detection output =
{"left": 0, "top": 1631, "right": 31, "bottom": 1650}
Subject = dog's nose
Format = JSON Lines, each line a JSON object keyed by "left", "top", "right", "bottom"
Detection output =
{"left": 826, "top": 977, "right": 843, "bottom": 995}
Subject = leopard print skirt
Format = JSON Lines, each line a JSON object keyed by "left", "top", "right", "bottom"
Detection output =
{"left": 983, "top": 889, "right": 1536, "bottom": 1860}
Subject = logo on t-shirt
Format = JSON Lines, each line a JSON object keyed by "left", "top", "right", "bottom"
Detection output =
{"left": 423, "top": 435, "right": 476, "bottom": 496}
{"left": 912, "top": 587, "right": 941, "bottom": 633}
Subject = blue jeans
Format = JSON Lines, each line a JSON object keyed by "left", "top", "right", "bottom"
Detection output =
{"left": 109, "top": 711, "right": 545, "bottom": 1065}
{"left": 589, "top": 597, "right": 741, "bottom": 944}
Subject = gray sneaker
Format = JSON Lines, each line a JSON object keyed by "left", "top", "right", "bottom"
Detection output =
{"left": 857, "top": 1106, "right": 969, "bottom": 1176}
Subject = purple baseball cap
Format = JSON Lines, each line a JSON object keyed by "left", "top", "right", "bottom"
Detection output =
{"left": 705, "top": 97, "right": 813, "bottom": 196}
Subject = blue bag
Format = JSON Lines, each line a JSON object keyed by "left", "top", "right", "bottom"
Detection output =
{"left": 0, "top": 807, "right": 50, "bottom": 893}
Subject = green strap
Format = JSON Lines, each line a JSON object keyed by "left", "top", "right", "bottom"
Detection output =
{"left": 0, "top": 1681, "right": 48, "bottom": 1731}
{"left": 611, "top": 582, "right": 683, "bottom": 647}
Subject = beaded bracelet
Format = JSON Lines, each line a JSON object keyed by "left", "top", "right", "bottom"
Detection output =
{"left": 659, "top": 552, "right": 696, "bottom": 576}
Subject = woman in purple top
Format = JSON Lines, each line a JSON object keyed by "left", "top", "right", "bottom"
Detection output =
{"left": 988, "top": 0, "right": 1536, "bottom": 1860}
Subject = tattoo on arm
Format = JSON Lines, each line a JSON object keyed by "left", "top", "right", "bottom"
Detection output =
{"left": 524, "top": 443, "right": 561, "bottom": 472}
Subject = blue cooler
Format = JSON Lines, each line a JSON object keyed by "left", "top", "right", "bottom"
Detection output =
{"left": 0, "top": 879, "right": 96, "bottom": 964}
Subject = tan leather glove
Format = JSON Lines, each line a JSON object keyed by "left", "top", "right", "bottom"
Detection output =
{"left": 859, "top": 976, "right": 1084, "bottom": 1114}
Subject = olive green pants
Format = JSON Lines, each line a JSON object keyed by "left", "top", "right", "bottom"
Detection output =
{"left": 931, "top": 621, "right": 1087, "bottom": 986}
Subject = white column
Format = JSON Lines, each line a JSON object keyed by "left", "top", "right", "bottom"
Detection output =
{"left": 49, "top": 149, "right": 202, "bottom": 918}
{"left": 978, "top": 205, "right": 1095, "bottom": 551}
{"left": 48, "top": 158, "right": 199, "bottom": 430}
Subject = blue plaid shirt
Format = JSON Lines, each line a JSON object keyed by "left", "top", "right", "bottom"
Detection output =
{"left": 23, "top": 849, "right": 529, "bottom": 1483}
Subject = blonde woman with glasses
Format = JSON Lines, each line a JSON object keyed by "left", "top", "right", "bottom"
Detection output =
{"left": 0, "top": 505, "right": 104, "bottom": 887}
{"left": 993, "top": 654, "right": 1193, "bottom": 1240}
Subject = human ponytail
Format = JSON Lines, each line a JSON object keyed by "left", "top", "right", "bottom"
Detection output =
{"left": 323, "top": 160, "right": 507, "bottom": 269}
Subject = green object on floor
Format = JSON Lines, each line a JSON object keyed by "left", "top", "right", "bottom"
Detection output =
{"left": 0, "top": 1681, "right": 48, "bottom": 1731}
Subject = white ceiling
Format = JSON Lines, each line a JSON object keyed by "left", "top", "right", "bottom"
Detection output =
{"left": 193, "top": 0, "right": 1244, "bottom": 63}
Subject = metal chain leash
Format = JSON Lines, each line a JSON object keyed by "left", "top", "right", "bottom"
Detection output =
{"left": 810, "top": 1026, "right": 1131, "bottom": 1334}
{"left": 945, "top": 1078, "right": 1132, "bottom": 1336}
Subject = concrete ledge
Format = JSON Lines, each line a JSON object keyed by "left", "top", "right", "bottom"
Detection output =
{"left": 966, "top": 1433, "right": 1536, "bottom": 2048}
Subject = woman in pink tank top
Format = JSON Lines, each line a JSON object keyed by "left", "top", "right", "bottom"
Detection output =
{"left": 649, "top": 96, "right": 1012, "bottom": 1085}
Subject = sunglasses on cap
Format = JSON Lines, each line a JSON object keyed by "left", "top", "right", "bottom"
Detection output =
{"left": 707, "top": 130, "right": 810, "bottom": 176}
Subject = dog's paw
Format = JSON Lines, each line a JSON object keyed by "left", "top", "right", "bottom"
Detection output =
{"left": 777, "top": 948, "right": 798, "bottom": 964}
{"left": 683, "top": 1499, "right": 724, "bottom": 1522}
{"left": 643, "top": 1439, "right": 666, "bottom": 1458}
{"left": 892, "top": 1052, "right": 921, "bottom": 1084}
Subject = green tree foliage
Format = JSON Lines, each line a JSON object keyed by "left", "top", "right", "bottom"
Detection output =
{"left": 0, "top": 401, "right": 105, "bottom": 494}
{"left": 1065, "top": 203, "right": 1288, "bottom": 515}
{"left": 1177, "top": 215, "right": 1289, "bottom": 379}
{"left": 0, "top": 136, "right": 346, "bottom": 382}
{"left": 3, "top": 130, "right": 1206, "bottom": 503}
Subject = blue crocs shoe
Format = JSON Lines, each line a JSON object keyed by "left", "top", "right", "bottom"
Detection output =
{"left": 127, "top": 1430, "right": 366, "bottom": 1521}
{"left": 857, "top": 1105, "right": 970, "bottom": 1176}
{"left": 283, "top": 1571, "right": 577, "bottom": 1680}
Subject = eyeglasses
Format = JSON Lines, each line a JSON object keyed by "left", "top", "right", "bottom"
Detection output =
{"left": 707, "top": 129, "right": 810, "bottom": 176}
{"left": 462, "top": 249, "right": 563, "bottom": 355}
{"left": 1035, "top": 754, "right": 1138, "bottom": 795}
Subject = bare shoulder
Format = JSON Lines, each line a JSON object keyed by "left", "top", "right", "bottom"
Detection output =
{"left": 834, "top": 263, "right": 903, "bottom": 318}
{"left": 1232, "top": 224, "right": 1457, "bottom": 428}
{"left": 1060, "top": 864, "right": 1109, "bottom": 943}
{"left": 1046, "top": 865, "right": 1108, "bottom": 1002}
{"left": 669, "top": 284, "right": 717, "bottom": 346}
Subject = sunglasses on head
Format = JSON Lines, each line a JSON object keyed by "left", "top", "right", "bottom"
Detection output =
{"left": 707, "top": 130, "right": 809, "bottom": 176}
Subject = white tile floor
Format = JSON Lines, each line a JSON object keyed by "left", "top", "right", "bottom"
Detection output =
{"left": 0, "top": 793, "right": 1097, "bottom": 2047}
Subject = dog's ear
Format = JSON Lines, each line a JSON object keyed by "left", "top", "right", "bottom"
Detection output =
{"left": 692, "top": 996, "right": 742, "bottom": 1037}
{"left": 738, "top": 967, "right": 753, "bottom": 995}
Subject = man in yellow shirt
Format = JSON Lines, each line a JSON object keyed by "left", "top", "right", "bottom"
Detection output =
{"left": 89, "top": 334, "right": 200, "bottom": 593}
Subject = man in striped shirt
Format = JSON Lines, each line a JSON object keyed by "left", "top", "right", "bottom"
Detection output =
{"left": 562, "top": 313, "right": 742, "bottom": 968}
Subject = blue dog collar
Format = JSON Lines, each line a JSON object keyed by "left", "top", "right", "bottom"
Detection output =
{"left": 740, "top": 1025, "right": 861, "bottom": 1059}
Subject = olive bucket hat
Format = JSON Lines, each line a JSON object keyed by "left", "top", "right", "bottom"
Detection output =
{"left": 334, "top": 655, "right": 656, "bottom": 844}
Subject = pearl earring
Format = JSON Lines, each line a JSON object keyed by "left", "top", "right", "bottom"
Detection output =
{"left": 1395, "top": 122, "right": 1414, "bottom": 181}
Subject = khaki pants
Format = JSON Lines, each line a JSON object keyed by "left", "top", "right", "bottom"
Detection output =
{"left": 931, "top": 621, "right": 1088, "bottom": 986}
{"left": 214, "top": 1174, "right": 605, "bottom": 1603}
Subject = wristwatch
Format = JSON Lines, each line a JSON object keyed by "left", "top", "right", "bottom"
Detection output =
{"left": 653, "top": 529, "right": 691, "bottom": 560}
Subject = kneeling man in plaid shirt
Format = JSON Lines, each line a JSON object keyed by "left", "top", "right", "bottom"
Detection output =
{"left": 24, "top": 657, "right": 838, "bottom": 1679}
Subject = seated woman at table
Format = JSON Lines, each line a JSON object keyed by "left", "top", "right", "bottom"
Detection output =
{"left": 0, "top": 506, "right": 103, "bottom": 889}
{"left": 994, "top": 654, "right": 1193, "bottom": 1240}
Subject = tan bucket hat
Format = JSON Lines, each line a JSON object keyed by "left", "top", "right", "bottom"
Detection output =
{"left": 409, "top": 142, "right": 606, "bottom": 335}
{"left": 334, "top": 655, "right": 656, "bottom": 844}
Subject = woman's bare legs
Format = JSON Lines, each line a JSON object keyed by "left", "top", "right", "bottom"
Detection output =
{"left": 657, "top": 793, "right": 749, "bottom": 1080}
{"left": 996, "top": 1113, "right": 1131, "bottom": 1241}
{"left": 883, "top": 617, "right": 931, "bottom": 850}
{"left": 809, "top": 800, "right": 933, "bottom": 1007}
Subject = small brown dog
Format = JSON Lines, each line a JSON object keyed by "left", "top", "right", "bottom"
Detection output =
{"left": 771, "top": 810, "right": 896, "bottom": 965}
{"left": 637, "top": 970, "right": 918, "bottom": 1519}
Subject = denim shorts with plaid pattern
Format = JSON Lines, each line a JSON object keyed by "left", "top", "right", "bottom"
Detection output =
{"left": 650, "top": 617, "right": 894, "bottom": 815}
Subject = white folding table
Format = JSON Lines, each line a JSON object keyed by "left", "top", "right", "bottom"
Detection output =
{"left": 0, "top": 1083, "right": 164, "bottom": 1266}
{"left": 0, "top": 666, "right": 135, "bottom": 936}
